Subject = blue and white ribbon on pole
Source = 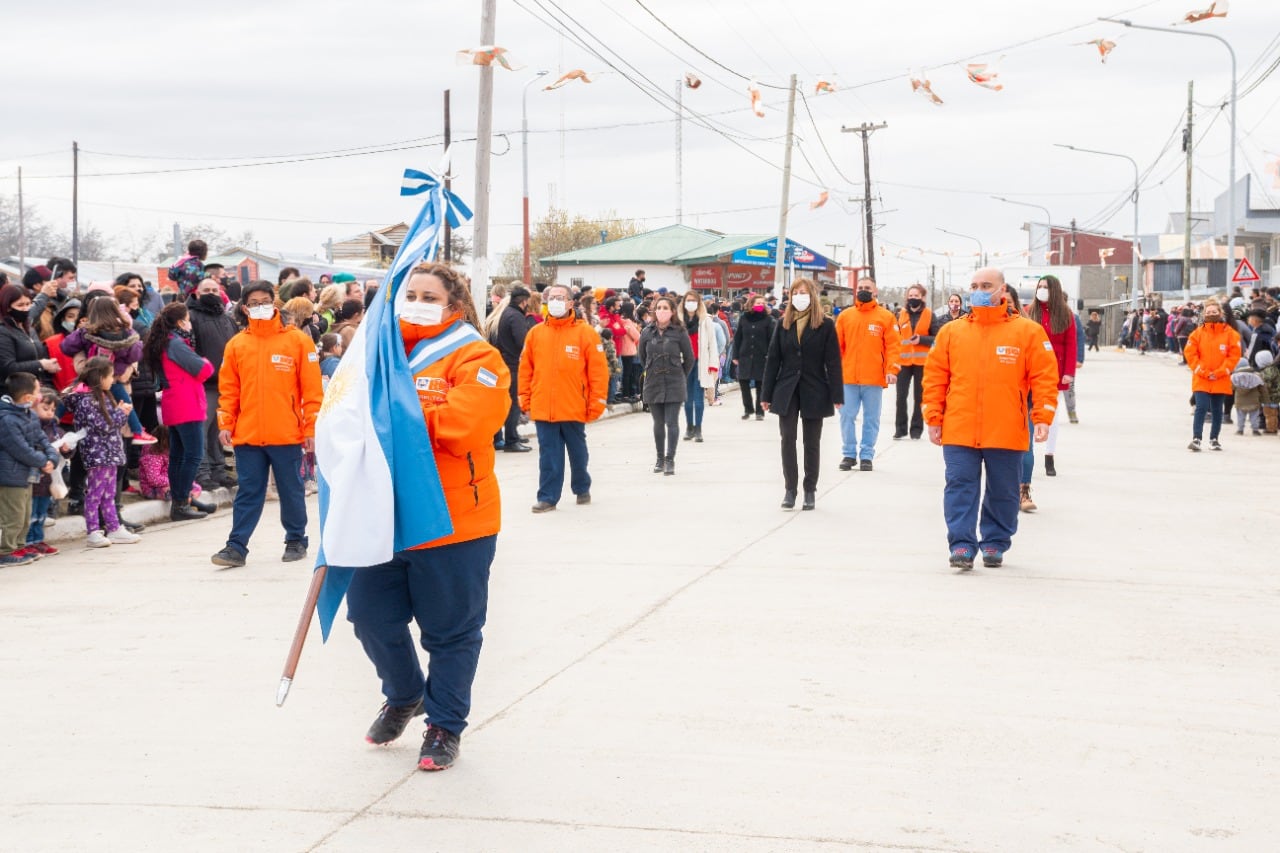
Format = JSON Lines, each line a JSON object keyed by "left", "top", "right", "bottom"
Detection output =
{"left": 312, "top": 165, "right": 473, "bottom": 641}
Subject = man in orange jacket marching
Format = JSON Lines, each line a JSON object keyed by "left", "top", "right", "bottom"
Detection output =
{"left": 834, "top": 278, "right": 900, "bottom": 471}
{"left": 211, "top": 281, "right": 324, "bottom": 568}
{"left": 922, "top": 268, "right": 1059, "bottom": 571}
{"left": 519, "top": 283, "right": 609, "bottom": 512}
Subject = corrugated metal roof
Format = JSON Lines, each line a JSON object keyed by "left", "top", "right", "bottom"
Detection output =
{"left": 669, "top": 234, "right": 772, "bottom": 264}
{"left": 543, "top": 224, "right": 726, "bottom": 264}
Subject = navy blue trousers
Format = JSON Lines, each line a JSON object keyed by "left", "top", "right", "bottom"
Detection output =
{"left": 346, "top": 535, "right": 496, "bottom": 735}
{"left": 226, "top": 444, "right": 307, "bottom": 557}
{"left": 942, "top": 446, "right": 1022, "bottom": 557}
{"left": 534, "top": 420, "right": 590, "bottom": 505}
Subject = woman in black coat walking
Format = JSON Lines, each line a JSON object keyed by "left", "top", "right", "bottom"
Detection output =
{"left": 760, "top": 278, "right": 843, "bottom": 511}
{"left": 733, "top": 292, "right": 775, "bottom": 420}
{"left": 638, "top": 295, "right": 695, "bottom": 475}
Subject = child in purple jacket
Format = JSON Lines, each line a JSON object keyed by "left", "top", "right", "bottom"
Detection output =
{"left": 63, "top": 357, "right": 142, "bottom": 548}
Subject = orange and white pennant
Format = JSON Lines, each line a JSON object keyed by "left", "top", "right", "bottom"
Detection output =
{"left": 1079, "top": 39, "right": 1117, "bottom": 63}
{"left": 1098, "top": 247, "right": 1116, "bottom": 267}
{"left": 910, "top": 75, "right": 944, "bottom": 106}
{"left": 748, "top": 80, "right": 765, "bottom": 117}
{"left": 1182, "top": 1, "right": 1227, "bottom": 24}
{"left": 544, "top": 69, "right": 592, "bottom": 90}
{"left": 965, "top": 59, "right": 1004, "bottom": 91}
{"left": 1265, "top": 156, "right": 1280, "bottom": 189}
{"left": 456, "top": 46, "right": 521, "bottom": 70}
{"left": 814, "top": 79, "right": 836, "bottom": 95}
{"left": 809, "top": 191, "right": 829, "bottom": 210}
{"left": 684, "top": 72, "right": 702, "bottom": 90}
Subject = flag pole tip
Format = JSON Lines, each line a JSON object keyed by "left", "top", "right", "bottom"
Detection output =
{"left": 276, "top": 677, "right": 292, "bottom": 707}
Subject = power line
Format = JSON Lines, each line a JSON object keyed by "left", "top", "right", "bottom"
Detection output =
{"left": 626, "top": 0, "right": 789, "bottom": 88}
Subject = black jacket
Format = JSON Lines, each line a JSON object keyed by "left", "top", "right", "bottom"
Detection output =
{"left": 733, "top": 310, "right": 775, "bottom": 381}
{"left": 628, "top": 277, "right": 645, "bottom": 301}
{"left": 494, "top": 303, "right": 530, "bottom": 367}
{"left": 187, "top": 295, "right": 240, "bottom": 387}
{"left": 0, "top": 321, "right": 53, "bottom": 387}
{"left": 638, "top": 322, "right": 694, "bottom": 404}
{"left": 760, "top": 316, "right": 842, "bottom": 419}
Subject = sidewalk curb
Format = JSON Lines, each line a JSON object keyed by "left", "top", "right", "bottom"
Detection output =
{"left": 43, "top": 486, "right": 236, "bottom": 546}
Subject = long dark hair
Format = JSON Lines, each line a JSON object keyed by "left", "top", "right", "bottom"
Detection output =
{"left": 0, "top": 284, "right": 30, "bottom": 330}
{"left": 144, "top": 303, "right": 190, "bottom": 376}
{"left": 1028, "top": 275, "right": 1072, "bottom": 335}
{"left": 76, "top": 355, "right": 116, "bottom": 422}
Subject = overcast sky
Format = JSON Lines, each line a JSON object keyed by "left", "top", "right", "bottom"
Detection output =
{"left": 2, "top": 0, "right": 1277, "bottom": 285}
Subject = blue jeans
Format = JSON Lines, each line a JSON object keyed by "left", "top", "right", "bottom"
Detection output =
{"left": 683, "top": 359, "right": 704, "bottom": 427}
{"left": 167, "top": 420, "right": 205, "bottom": 505}
{"left": 27, "top": 494, "right": 52, "bottom": 544}
{"left": 1192, "top": 391, "right": 1228, "bottom": 441}
{"left": 110, "top": 382, "right": 143, "bottom": 435}
{"left": 839, "top": 384, "right": 884, "bottom": 460}
{"left": 942, "top": 445, "right": 1022, "bottom": 556}
{"left": 534, "top": 421, "right": 591, "bottom": 505}
{"left": 226, "top": 444, "right": 308, "bottom": 557}
{"left": 346, "top": 535, "right": 496, "bottom": 735}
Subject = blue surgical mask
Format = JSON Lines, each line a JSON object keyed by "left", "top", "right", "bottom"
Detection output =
{"left": 969, "top": 290, "right": 994, "bottom": 307}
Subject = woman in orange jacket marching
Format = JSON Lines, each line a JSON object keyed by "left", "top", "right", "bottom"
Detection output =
{"left": 346, "top": 263, "right": 512, "bottom": 772}
{"left": 1184, "top": 298, "right": 1241, "bottom": 452}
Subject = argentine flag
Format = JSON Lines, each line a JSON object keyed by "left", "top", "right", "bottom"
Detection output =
{"left": 313, "top": 166, "right": 473, "bottom": 640}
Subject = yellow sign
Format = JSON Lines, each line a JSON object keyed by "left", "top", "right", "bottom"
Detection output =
{"left": 745, "top": 248, "right": 770, "bottom": 258}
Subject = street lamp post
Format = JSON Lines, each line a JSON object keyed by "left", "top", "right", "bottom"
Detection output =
{"left": 937, "top": 227, "right": 985, "bottom": 270}
{"left": 1101, "top": 17, "right": 1236, "bottom": 287}
{"left": 992, "top": 196, "right": 1053, "bottom": 263}
{"left": 522, "top": 71, "right": 549, "bottom": 285}
{"left": 1054, "top": 144, "right": 1141, "bottom": 307}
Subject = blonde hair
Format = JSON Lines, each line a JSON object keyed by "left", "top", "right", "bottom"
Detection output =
{"left": 283, "top": 296, "right": 316, "bottom": 324}
{"left": 677, "top": 291, "right": 705, "bottom": 324}
{"left": 782, "top": 278, "right": 826, "bottom": 329}
{"left": 317, "top": 284, "right": 343, "bottom": 313}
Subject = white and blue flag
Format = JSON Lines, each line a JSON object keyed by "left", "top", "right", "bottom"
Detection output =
{"left": 313, "top": 164, "right": 473, "bottom": 640}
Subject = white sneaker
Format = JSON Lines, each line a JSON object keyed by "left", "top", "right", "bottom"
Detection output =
{"left": 86, "top": 530, "right": 112, "bottom": 548}
{"left": 107, "top": 527, "right": 141, "bottom": 545}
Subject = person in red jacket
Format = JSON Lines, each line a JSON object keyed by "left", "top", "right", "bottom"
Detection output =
{"left": 1183, "top": 298, "right": 1242, "bottom": 451}
{"left": 923, "top": 268, "right": 1059, "bottom": 571}
{"left": 519, "top": 283, "right": 609, "bottom": 512}
{"left": 1025, "top": 275, "right": 1075, "bottom": 476}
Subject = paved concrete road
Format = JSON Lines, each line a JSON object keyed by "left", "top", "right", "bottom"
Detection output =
{"left": 2, "top": 350, "right": 1276, "bottom": 852}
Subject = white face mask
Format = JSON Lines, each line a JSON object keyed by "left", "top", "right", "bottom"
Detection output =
{"left": 791, "top": 294, "right": 811, "bottom": 312}
{"left": 685, "top": 302, "right": 699, "bottom": 313}
{"left": 547, "top": 298, "right": 569, "bottom": 318}
{"left": 247, "top": 304, "right": 275, "bottom": 321}
{"left": 400, "top": 301, "right": 444, "bottom": 326}
{"left": 1036, "top": 287, "right": 1050, "bottom": 303}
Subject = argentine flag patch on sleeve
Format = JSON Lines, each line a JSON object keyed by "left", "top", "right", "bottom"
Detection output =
{"left": 477, "top": 367, "right": 498, "bottom": 387}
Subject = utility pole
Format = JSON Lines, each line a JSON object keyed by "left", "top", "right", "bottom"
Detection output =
{"left": 444, "top": 89, "right": 453, "bottom": 263}
{"left": 825, "top": 243, "right": 845, "bottom": 265}
{"left": 847, "top": 197, "right": 866, "bottom": 266}
{"left": 71, "top": 141, "right": 80, "bottom": 265}
{"left": 772, "top": 74, "right": 798, "bottom": 300}
{"left": 16, "top": 168, "right": 25, "bottom": 273}
{"left": 172, "top": 223, "right": 181, "bottom": 258}
{"left": 1069, "top": 217, "right": 1078, "bottom": 265}
{"left": 841, "top": 122, "right": 888, "bottom": 281}
{"left": 675, "top": 79, "right": 683, "bottom": 224}
{"left": 325, "top": 238, "right": 334, "bottom": 264}
{"left": 472, "top": 0, "right": 497, "bottom": 320}
{"left": 1182, "top": 80, "right": 1194, "bottom": 295}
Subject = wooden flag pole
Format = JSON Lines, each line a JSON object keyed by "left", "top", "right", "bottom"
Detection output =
{"left": 277, "top": 565, "right": 327, "bottom": 707}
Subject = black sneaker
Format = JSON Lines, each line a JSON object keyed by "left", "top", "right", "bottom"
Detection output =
{"left": 211, "top": 546, "right": 247, "bottom": 569}
{"left": 859, "top": 459, "right": 873, "bottom": 472}
{"left": 418, "top": 724, "right": 461, "bottom": 771}
{"left": 282, "top": 541, "right": 307, "bottom": 562}
{"left": 122, "top": 519, "right": 146, "bottom": 534}
{"left": 576, "top": 493, "right": 591, "bottom": 505}
{"left": 838, "top": 457, "right": 856, "bottom": 471}
{"left": 365, "top": 699, "right": 425, "bottom": 745}
{"left": 1210, "top": 438, "right": 1223, "bottom": 451}
{"left": 190, "top": 496, "right": 217, "bottom": 514}
{"left": 171, "top": 503, "right": 208, "bottom": 522}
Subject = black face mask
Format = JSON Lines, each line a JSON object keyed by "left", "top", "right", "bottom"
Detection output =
{"left": 8, "top": 308, "right": 29, "bottom": 324}
{"left": 198, "top": 293, "right": 223, "bottom": 313}
{"left": 906, "top": 298, "right": 924, "bottom": 311}
{"left": 856, "top": 291, "right": 874, "bottom": 304}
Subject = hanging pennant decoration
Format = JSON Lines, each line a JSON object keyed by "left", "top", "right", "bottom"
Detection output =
{"left": 456, "top": 46, "right": 521, "bottom": 70}
{"left": 684, "top": 72, "right": 702, "bottom": 90}
{"left": 910, "top": 75, "right": 944, "bottom": 106}
{"left": 544, "top": 69, "right": 592, "bottom": 90}
{"left": 1044, "top": 249, "right": 1060, "bottom": 262}
{"left": 1181, "top": 2, "right": 1228, "bottom": 24}
{"left": 749, "top": 80, "right": 766, "bottom": 117}
{"left": 809, "top": 191, "right": 829, "bottom": 210}
{"left": 1079, "top": 38, "right": 1117, "bottom": 63}
{"left": 814, "top": 80, "right": 836, "bottom": 95}
{"left": 965, "top": 59, "right": 1004, "bottom": 91}
{"left": 1098, "top": 247, "right": 1116, "bottom": 266}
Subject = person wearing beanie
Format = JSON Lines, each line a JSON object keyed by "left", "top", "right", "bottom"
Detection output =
{"left": 21, "top": 266, "right": 52, "bottom": 292}
{"left": 332, "top": 272, "right": 357, "bottom": 286}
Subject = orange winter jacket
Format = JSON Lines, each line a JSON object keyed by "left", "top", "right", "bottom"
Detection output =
{"left": 922, "top": 302, "right": 1060, "bottom": 451}
{"left": 401, "top": 316, "right": 511, "bottom": 549}
{"left": 218, "top": 314, "right": 324, "bottom": 446}
{"left": 1184, "top": 322, "right": 1241, "bottom": 395}
{"left": 835, "top": 299, "right": 901, "bottom": 386}
{"left": 518, "top": 314, "right": 609, "bottom": 422}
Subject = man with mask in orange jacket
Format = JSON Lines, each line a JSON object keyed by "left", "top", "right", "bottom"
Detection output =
{"left": 519, "top": 283, "right": 609, "bottom": 512}
{"left": 1183, "top": 298, "right": 1241, "bottom": 451}
{"left": 923, "top": 267, "right": 1059, "bottom": 571}
{"left": 834, "top": 278, "right": 901, "bottom": 471}
{"left": 211, "top": 281, "right": 324, "bottom": 568}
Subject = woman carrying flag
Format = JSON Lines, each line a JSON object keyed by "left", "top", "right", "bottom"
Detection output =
{"left": 345, "top": 262, "right": 511, "bottom": 772}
